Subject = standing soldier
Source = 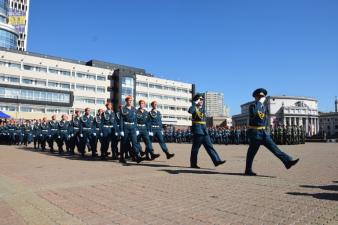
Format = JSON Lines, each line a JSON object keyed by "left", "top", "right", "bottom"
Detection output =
{"left": 57, "top": 114, "right": 71, "bottom": 155}
{"left": 149, "top": 101, "right": 175, "bottom": 160}
{"left": 136, "top": 100, "right": 160, "bottom": 160}
{"left": 188, "top": 93, "right": 226, "bottom": 168}
{"left": 7, "top": 120, "right": 16, "bottom": 145}
{"left": 245, "top": 88, "right": 299, "bottom": 176}
{"left": 93, "top": 109, "right": 104, "bottom": 158}
{"left": 79, "top": 108, "right": 94, "bottom": 157}
{"left": 282, "top": 125, "right": 287, "bottom": 145}
{"left": 39, "top": 117, "right": 50, "bottom": 151}
{"left": 69, "top": 110, "right": 81, "bottom": 155}
{"left": 277, "top": 125, "right": 283, "bottom": 145}
{"left": 300, "top": 125, "right": 306, "bottom": 144}
{"left": 101, "top": 102, "right": 119, "bottom": 160}
{"left": 286, "top": 125, "right": 292, "bottom": 145}
{"left": 23, "top": 120, "right": 33, "bottom": 146}
{"left": 119, "top": 96, "right": 144, "bottom": 163}
{"left": 48, "top": 115, "right": 59, "bottom": 153}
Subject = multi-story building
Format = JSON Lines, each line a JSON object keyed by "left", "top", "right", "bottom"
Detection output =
{"left": 0, "top": 47, "right": 194, "bottom": 126}
{"left": 204, "top": 91, "right": 226, "bottom": 117}
{"left": 0, "top": 0, "right": 18, "bottom": 49}
{"left": 232, "top": 95, "right": 319, "bottom": 136}
{"left": 8, "top": 0, "right": 29, "bottom": 51}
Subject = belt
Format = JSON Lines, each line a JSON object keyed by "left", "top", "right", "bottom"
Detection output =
{"left": 103, "top": 125, "right": 113, "bottom": 128}
{"left": 96, "top": 128, "right": 100, "bottom": 130}
{"left": 248, "top": 126, "right": 266, "bottom": 130}
{"left": 9, "top": 129, "right": 14, "bottom": 131}
{"left": 60, "top": 130, "right": 68, "bottom": 132}
{"left": 137, "top": 124, "right": 146, "bottom": 127}
{"left": 51, "top": 129, "right": 58, "bottom": 131}
{"left": 42, "top": 130, "right": 48, "bottom": 132}
{"left": 124, "top": 122, "right": 134, "bottom": 125}
{"left": 192, "top": 121, "right": 206, "bottom": 125}
{"left": 83, "top": 127, "right": 91, "bottom": 130}
{"left": 73, "top": 127, "right": 79, "bottom": 130}
{"left": 152, "top": 125, "right": 160, "bottom": 128}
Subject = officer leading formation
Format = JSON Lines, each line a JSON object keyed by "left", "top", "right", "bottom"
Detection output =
{"left": 0, "top": 89, "right": 301, "bottom": 174}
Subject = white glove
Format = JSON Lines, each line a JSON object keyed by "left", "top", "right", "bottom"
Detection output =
{"left": 136, "top": 130, "right": 140, "bottom": 136}
{"left": 80, "top": 134, "right": 83, "bottom": 138}
{"left": 48, "top": 135, "right": 51, "bottom": 138}
{"left": 93, "top": 133, "right": 96, "bottom": 136}
{"left": 68, "top": 135, "right": 71, "bottom": 138}
{"left": 161, "top": 131, "right": 164, "bottom": 136}
{"left": 120, "top": 131, "right": 124, "bottom": 137}
{"left": 33, "top": 135, "right": 35, "bottom": 138}
{"left": 71, "top": 134, "right": 74, "bottom": 137}
{"left": 58, "top": 136, "right": 61, "bottom": 139}
{"left": 115, "top": 132, "right": 118, "bottom": 136}
{"left": 149, "top": 132, "right": 153, "bottom": 136}
{"left": 100, "top": 133, "right": 104, "bottom": 137}
{"left": 259, "top": 97, "right": 266, "bottom": 104}
{"left": 40, "top": 134, "right": 42, "bottom": 137}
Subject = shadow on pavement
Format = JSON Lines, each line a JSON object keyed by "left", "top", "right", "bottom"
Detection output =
{"left": 159, "top": 169, "right": 276, "bottom": 178}
{"left": 287, "top": 192, "right": 338, "bottom": 202}
{"left": 287, "top": 181, "right": 338, "bottom": 202}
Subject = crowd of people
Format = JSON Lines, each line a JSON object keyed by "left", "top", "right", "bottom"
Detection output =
{"left": 163, "top": 125, "right": 306, "bottom": 145}
{"left": 0, "top": 97, "right": 176, "bottom": 163}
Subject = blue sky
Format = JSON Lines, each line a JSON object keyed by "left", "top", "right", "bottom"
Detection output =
{"left": 28, "top": 0, "right": 338, "bottom": 114}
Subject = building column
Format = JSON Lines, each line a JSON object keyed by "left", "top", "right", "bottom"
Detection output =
{"left": 283, "top": 117, "right": 286, "bottom": 126}
{"left": 305, "top": 118, "right": 309, "bottom": 136}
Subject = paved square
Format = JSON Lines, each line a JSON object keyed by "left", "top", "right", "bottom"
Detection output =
{"left": 0, "top": 143, "right": 337, "bottom": 225}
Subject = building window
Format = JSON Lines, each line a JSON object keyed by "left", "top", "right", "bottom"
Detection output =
{"left": 96, "top": 87, "right": 105, "bottom": 93}
{"left": 0, "top": 74, "right": 20, "bottom": 83}
{"left": 36, "top": 66, "right": 48, "bottom": 73}
{"left": 49, "top": 68, "right": 59, "bottom": 74}
{"left": 8, "top": 62, "right": 21, "bottom": 69}
{"left": 96, "top": 98, "right": 105, "bottom": 105}
{"left": 23, "top": 64, "right": 34, "bottom": 71}
{"left": 121, "top": 77, "right": 134, "bottom": 102}
{"left": 97, "top": 75, "right": 106, "bottom": 81}
{"left": 60, "top": 70, "right": 71, "bottom": 76}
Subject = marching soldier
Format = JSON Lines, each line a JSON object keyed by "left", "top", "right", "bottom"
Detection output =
{"left": 48, "top": 115, "right": 59, "bottom": 153}
{"left": 23, "top": 120, "right": 33, "bottom": 147}
{"left": 33, "top": 119, "right": 41, "bottom": 149}
{"left": 57, "top": 114, "right": 71, "bottom": 155}
{"left": 119, "top": 96, "right": 144, "bottom": 163}
{"left": 79, "top": 107, "right": 94, "bottom": 157}
{"left": 39, "top": 117, "right": 49, "bottom": 151}
{"left": 136, "top": 100, "right": 160, "bottom": 160}
{"left": 101, "top": 102, "right": 119, "bottom": 160}
{"left": 245, "top": 88, "right": 299, "bottom": 176}
{"left": 69, "top": 110, "right": 81, "bottom": 155}
{"left": 93, "top": 109, "right": 103, "bottom": 158}
{"left": 188, "top": 93, "right": 226, "bottom": 169}
{"left": 149, "top": 101, "right": 175, "bottom": 160}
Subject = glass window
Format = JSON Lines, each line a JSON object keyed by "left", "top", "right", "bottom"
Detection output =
{"left": 48, "top": 81, "right": 58, "bottom": 88}
{"left": 76, "top": 84, "right": 86, "bottom": 90}
{"left": 76, "top": 72, "right": 86, "bottom": 78}
{"left": 49, "top": 68, "right": 59, "bottom": 74}
{"left": 8, "top": 62, "right": 21, "bottom": 69}
{"left": 20, "top": 107, "right": 32, "bottom": 112}
{"left": 96, "top": 99, "right": 105, "bottom": 105}
{"left": 87, "top": 74, "right": 96, "bottom": 80}
{"left": 97, "top": 87, "right": 105, "bottom": 93}
{"left": 86, "top": 85, "right": 96, "bottom": 92}
{"left": 22, "top": 78, "right": 33, "bottom": 84}
{"left": 60, "top": 70, "right": 70, "bottom": 76}
{"left": 36, "top": 66, "right": 47, "bottom": 73}
{"left": 60, "top": 83, "right": 70, "bottom": 89}
{"left": 23, "top": 64, "right": 34, "bottom": 71}
{"left": 97, "top": 75, "right": 106, "bottom": 81}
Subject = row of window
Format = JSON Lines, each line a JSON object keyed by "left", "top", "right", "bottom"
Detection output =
{"left": 0, "top": 60, "right": 107, "bottom": 81}
{"left": 137, "top": 92, "right": 190, "bottom": 102}
{"left": 0, "top": 74, "right": 106, "bottom": 93}
{"left": 74, "top": 97, "right": 106, "bottom": 105}
{"left": 136, "top": 81, "right": 190, "bottom": 93}
{"left": 0, "top": 87, "right": 71, "bottom": 103}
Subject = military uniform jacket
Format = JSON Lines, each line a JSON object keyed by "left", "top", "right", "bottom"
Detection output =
{"left": 71, "top": 117, "right": 81, "bottom": 134}
{"left": 149, "top": 109, "right": 163, "bottom": 132}
{"left": 120, "top": 106, "right": 138, "bottom": 131}
{"left": 249, "top": 101, "right": 267, "bottom": 127}
{"left": 188, "top": 102, "right": 208, "bottom": 136}
{"left": 58, "top": 120, "right": 71, "bottom": 135}
{"left": 80, "top": 115, "right": 94, "bottom": 133}
{"left": 101, "top": 110, "right": 118, "bottom": 132}
{"left": 93, "top": 115, "right": 103, "bottom": 133}
{"left": 49, "top": 120, "right": 59, "bottom": 134}
{"left": 136, "top": 108, "right": 151, "bottom": 131}
{"left": 40, "top": 122, "right": 49, "bottom": 134}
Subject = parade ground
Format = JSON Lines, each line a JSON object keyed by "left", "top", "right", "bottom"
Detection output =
{"left": 0, "top": 143, "right": 337, "bottom": 225}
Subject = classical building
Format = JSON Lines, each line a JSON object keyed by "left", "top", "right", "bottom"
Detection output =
{"left": 232, "top": 95, "right": 319, "bottom": 136}
{"left": 319, "top": 99, "right": 338, "bottom": 138}
{"left": 0, "top": 47, "right": 194, "bottom": 126}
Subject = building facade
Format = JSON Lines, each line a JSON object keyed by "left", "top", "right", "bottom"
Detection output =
{"left": 204, "top": 91, "right": 227, "bottom": 117}
{"left": 8, "top": 0, "right": 29, "bottom": 51}
{"left": 0, "top": 47, "right": 194, "bottom": 126}
{"left": 0, "top": 0, "right": 18, "bottom": 49}
{"left": 232, "top": 96, "right": 319, "bottom": 136}
{"left": 319, "top": 100, "right": 338, "bottom": 138}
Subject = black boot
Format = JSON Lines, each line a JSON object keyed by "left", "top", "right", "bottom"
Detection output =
{"left": 165, "top": 151, "right": 175, "bottom": 159}
{"left": 285, "top": 158, "right": 300, "bottom": 169}
{"left": 150, "top": 152, "right": 160, "bottom": 160}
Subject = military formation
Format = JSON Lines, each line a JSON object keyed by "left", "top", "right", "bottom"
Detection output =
{"left": 163, "top": 125, "right": 305, "bottom": 145}
{"left": 0, "top": 96, "right": 175, "bottom": 163}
